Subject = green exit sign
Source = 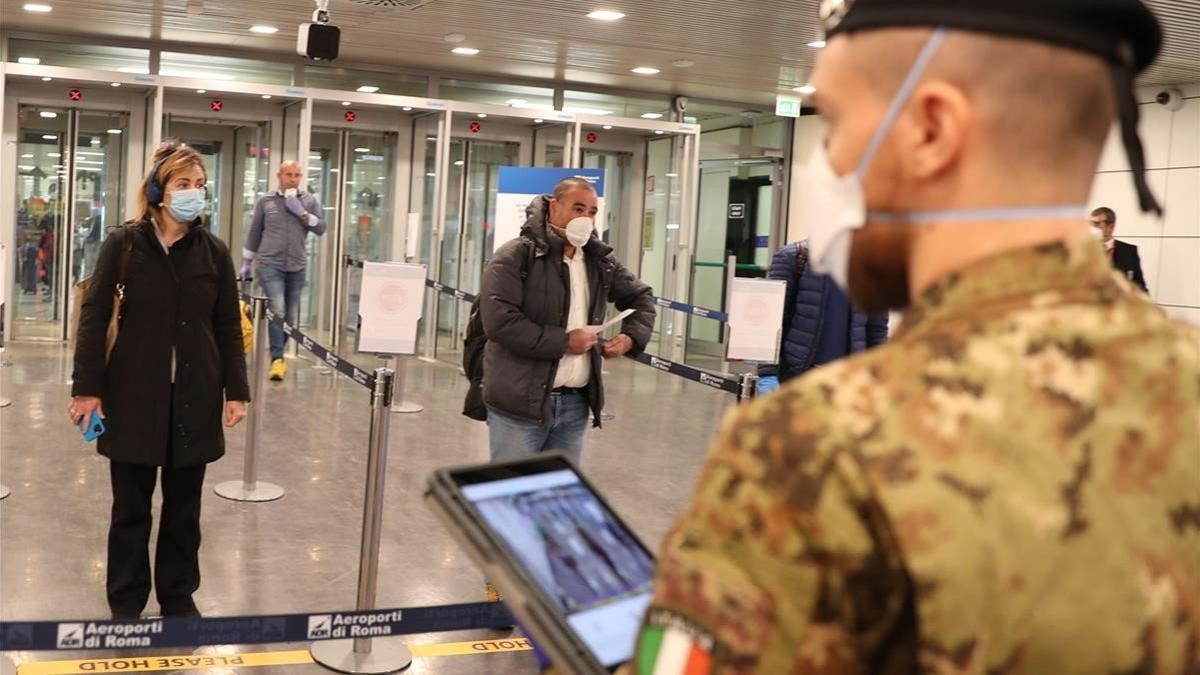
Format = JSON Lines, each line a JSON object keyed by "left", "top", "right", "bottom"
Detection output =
{"left": 775, "top": 96, "right": 802, "bottom": 118}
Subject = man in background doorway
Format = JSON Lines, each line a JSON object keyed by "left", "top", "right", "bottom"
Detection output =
{"left": 1091, "top": 206, "right": 1149, "bottom": 293}
{"left": 241, "top": 160, "right": 327, "bottom": 381}
{"left": 757, "top": 240, "right": 888, "bottom": 395}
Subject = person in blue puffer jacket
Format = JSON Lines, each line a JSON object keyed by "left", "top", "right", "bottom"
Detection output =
{"left": 756, "top": 241, "right": 889, "bottom": 394}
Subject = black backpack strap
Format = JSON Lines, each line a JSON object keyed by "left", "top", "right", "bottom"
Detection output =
{"left": 795, "top": 239, "right": 808, "bottom": 279}
{"left": 519, "top": 237, "right": 536, "bottom": 280}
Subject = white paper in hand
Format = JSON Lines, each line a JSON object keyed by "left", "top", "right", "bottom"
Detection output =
{"left": 584, "top": 308, "right": 636, "bottom": 334}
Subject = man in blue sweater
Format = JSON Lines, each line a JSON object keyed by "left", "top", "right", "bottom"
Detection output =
{"left": 757, "top": 241, "right": 888, "bottom": 394}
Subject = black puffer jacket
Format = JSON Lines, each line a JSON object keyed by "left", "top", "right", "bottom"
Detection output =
{"left": 72, "top": 220, "right": 249, "bottom": 467}
{"left": 480, "top": 196, "right": 655, "bottom": 428}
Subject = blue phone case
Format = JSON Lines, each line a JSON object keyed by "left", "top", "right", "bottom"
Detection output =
{"left": 82, "top": 411, "right": 105, "bottom": 442}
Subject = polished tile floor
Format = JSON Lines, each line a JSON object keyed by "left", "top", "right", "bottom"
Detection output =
{"left": 0, "top": 341, "right": 737, "bottom": 673}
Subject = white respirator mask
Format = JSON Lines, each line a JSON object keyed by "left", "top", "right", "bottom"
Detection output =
{"left": 563, "top": 217, "right": 595, "bottom": 248}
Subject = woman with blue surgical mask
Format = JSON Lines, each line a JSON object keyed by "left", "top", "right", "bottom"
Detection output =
{"left": 71, "top": 140, "right": 249, "bottom": 619}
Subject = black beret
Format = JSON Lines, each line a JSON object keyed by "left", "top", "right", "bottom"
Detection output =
{"left": 822, "top": 0, "right": 1162, "bottom": 72}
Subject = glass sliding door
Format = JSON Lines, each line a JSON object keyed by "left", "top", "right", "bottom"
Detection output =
{"left": 640, "top": 137, "right": 681, "bottom": 357}
{"left": 462, "top": 141, "right": 519, "bottom": 300}
{"left": 71, "top": 113, "right": 127, "bottom": 284}
{"left": 305, "top": 129, "right": 342, "bottom": 335}
{"left": 687, "top": 157, "right": 784, "bottom": 371}
{"left": 343, "top": 132, "right": 396, "bottom": 263}
{"left": 582, "top": 149, "right": 632, "bottom": 262}
{"left": 337, "top": 130, "right": 396, "bottom": 354}
{"left": 231, "top": 123, "right": 271, "bottom": 265}
{"left": 10, "top": 105, "right": 129, "bottom": 341}
{"left": 12, "top": 106, "right": 69, "bottom": 340}
{"left": 434, "top": 139, "right": 518, "bottom": 361}
{"left": 434, "top": 139, "right": 467, "bottom": 359}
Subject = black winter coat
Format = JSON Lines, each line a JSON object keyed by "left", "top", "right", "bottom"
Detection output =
{"left": 1111, "top": 239, "right": 1149, "bottom": 293}
{"left": 72, "top": 220, "right": 250, "bottom": 467}
{"left": 480, "top": 196, "right": 655, "bottom": 428}
{"left": 757, "top": 242, "right": 888, "bottom": 382}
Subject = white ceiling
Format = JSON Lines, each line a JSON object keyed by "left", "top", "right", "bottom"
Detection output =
{"left": 3, "top": 0, "right": 1198, "bottom": 107}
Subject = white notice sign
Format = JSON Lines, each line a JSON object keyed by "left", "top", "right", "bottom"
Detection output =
{"left": 725, "top": 278, "right": 787, "bottom": 362}
{"left": 358, "top": 262, "right": 426, "bottom": 355}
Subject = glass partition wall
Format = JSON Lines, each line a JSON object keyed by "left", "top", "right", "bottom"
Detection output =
{"left": 9, "top": 101, "right": 130, "bottom": 341}
{"left": 309, "top": 101, "right": 416, "bottom": 357}
{"left": 4, "top": 64, "right": 704, "bottom": 373}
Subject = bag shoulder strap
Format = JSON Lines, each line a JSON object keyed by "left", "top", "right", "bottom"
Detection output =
{"left": 795, "top": 240, "right": 808, "bottom": 279}
{"left": 519, "top": 237, "right": 535, "bottom": 280}
{"left": 116, "top": 225, "right": 134, "bottom": 290}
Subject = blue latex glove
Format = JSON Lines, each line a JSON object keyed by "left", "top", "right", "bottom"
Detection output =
{"left": 239, "top": 259, "right": 253, "bottom": 281}
{"left": 756, "top": 375, "right": 780, "bottom": 396}
{"left": 284, "top": 194, "right": 307, "bottom": 219}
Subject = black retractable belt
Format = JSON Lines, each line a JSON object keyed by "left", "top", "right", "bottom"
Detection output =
{"left": 0, "top": 602, "right": 516, "bottom": 651}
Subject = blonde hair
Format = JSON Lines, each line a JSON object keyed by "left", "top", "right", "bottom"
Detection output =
{"left": 133, "top": 140, "right": 206, "bottom": 224}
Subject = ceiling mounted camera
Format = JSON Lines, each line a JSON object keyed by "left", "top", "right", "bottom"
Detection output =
{"left": 1156, "top": 88, "right": 1184, "bottom": 112}
{"left": 299, "top": 0, "right": 341, "bottom": 61}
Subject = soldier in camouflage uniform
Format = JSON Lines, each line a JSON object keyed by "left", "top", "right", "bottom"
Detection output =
{"left": 629, "top": 1, "right": 1200, "bottom": 674}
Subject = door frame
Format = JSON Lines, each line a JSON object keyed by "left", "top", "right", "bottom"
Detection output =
{"left": 5, "top": 61, "right": 702, "bottom": 350}
{"left": 2, "top": 82, "right": 148, "bottom": 340}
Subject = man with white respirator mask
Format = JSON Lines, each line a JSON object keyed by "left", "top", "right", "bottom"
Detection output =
{"left": 478, "top": 177, "right": 656, "bottom": 467}
{"left": 240, "top": 160, "right": 326, "bottom": 381}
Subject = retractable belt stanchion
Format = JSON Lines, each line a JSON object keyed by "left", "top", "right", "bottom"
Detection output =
{"left": 388, "top": 357, "right": 422, "bottom": 414}
{"left": 0, "top": 336, "right": 11, "bottom": 498}
{"left": 0, "top": 348, "right": 10, "bottom": 408}
{"left": 215, "top": 296, "right": 285, "bottom": 503}
{"left": 311, "top": 367, "right": 414, "bottom": 674}
{"left": 333, "top": 255, "right": 352, "bottom": 354}
{"left": 737, "top": 373, "right": 759, "bottom": 405}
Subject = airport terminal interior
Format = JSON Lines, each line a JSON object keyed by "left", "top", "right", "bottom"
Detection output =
{"left": 1, "top": 0, "right": 1199, "bottom": 673}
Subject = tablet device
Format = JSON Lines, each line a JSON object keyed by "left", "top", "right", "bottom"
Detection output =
{"left": 425, "top": 455, "right": 654, "bottom": 674}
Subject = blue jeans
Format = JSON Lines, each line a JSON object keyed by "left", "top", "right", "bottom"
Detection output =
{"left": 486, "top": 390, "right": 589, "bottom": 466}
{"left": 258, "top": 265, "right": 305, "bottom": 360}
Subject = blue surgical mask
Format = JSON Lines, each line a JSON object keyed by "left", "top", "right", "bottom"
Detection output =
{"left": 799, "top": 28, "right": 1087, "bottom": 294}
{"left": 165, "top": 188, "right": 206, "bottom": 223}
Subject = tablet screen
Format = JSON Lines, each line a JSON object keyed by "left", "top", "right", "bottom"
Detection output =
{"left": 461, "top": 467, "right": 654, "bottom": 667}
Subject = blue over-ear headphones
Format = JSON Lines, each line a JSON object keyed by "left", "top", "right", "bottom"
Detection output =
{"left": 144, "top": 146, "right": 177, "bottom": 205}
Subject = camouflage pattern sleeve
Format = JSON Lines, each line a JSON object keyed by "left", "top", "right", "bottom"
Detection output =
{"left": 633, "top": 386, "right": 912, "bottom": 675}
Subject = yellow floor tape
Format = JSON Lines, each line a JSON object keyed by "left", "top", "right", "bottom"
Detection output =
{"left": 17, "top": 639, "right": 533, "bottom": 674}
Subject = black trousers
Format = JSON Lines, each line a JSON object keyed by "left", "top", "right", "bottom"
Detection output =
{"left": 106, "top": 455, "right": 206, "bottom": 617}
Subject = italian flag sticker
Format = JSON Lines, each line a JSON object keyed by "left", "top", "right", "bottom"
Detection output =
{"left": 636, "top": 610, "right": 716, "bottom": 675}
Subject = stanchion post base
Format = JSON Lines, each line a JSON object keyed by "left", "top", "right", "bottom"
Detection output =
{"left": 0, "top": 485, "right": 10, "bottom": 500}
{"left": 0, "top": 398, "right": 11, "bottom": 408}
{"left": 213, "top": 480, "right": 285, "bottom": 503}
{"left": 311, "top": 638, "right": 413, "bottom": 674}
{"left": 389, "top": 401, "right": 423, "bottom": 414}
